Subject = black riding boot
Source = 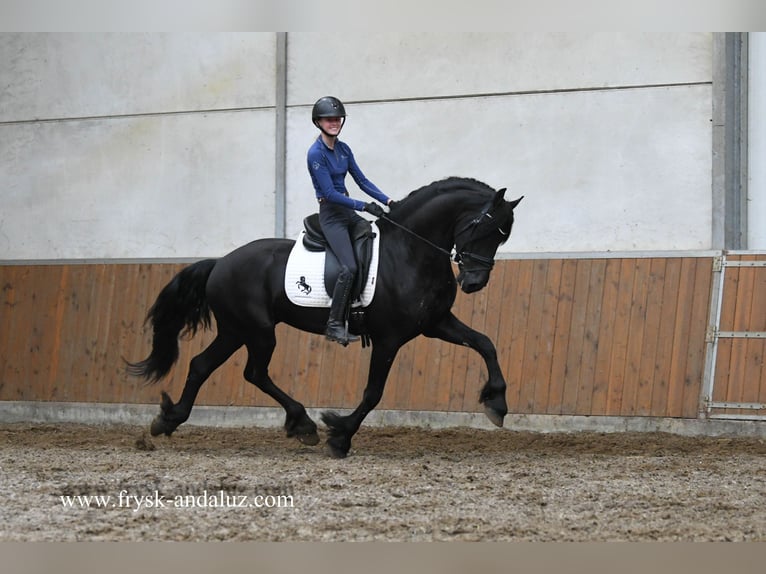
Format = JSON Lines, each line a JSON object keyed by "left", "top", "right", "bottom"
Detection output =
{"left": 326, "top": 267, "right": 360, "bottom": 346}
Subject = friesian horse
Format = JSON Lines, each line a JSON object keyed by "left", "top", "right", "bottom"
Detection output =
{"left": 127, "top": 177, "right": 522, "bottom": 457}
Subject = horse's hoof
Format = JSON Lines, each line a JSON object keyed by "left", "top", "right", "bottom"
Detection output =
{"left": 484, "top": 405, "right": 505, "bottom": 428}
{"left": 325, "top": 441, "right": 349, "bottom": 459}
{"left": 150, "top": 415, "right": 173, "bottom": 437}
{"left": 296, "top": 431, "right": 320, "bottom": 446}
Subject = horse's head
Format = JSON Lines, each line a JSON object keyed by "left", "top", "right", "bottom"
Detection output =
{"left": 454, "top": 188, "right": 523, "bottom": 293}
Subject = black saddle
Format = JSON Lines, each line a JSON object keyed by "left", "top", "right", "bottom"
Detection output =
{"left": 302, "top": 214, "right": 376, "bottom": 300}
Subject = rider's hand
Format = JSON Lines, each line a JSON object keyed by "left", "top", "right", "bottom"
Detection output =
{"left": 363, "top": 202, "right": 385, "bottom": 218}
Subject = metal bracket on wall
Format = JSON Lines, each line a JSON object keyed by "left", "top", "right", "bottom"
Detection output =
{"left": 701, "top": 253, "right": 766, "bottom": 420}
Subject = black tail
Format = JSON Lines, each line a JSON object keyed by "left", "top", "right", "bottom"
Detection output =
{"left": 126, "top": 258, "right": 217, "bottom": 383}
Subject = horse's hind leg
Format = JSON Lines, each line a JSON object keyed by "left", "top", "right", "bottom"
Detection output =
{"left": 322, "top": 340, "right": 400, "bottom": 458}
{"left": 151, "top": 332, "right": 241, "bottom": 437}
{"left": 243, "top": 333, "right": 319, "bottom": 446}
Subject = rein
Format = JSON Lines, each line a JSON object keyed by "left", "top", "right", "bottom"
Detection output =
{"left": 379, "top": 214, "right": 456, "bottom": 260}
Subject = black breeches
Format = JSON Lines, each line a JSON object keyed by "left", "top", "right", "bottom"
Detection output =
{"left": 319, "top": 203, "right": 362, "bottom": 276}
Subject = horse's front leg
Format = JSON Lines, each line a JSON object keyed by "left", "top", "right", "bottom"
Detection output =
{"left": 321, "top": 341, "right": 400, "bottom": 458}
{"left": 424, "top": 312, "right": 507, "bottom": 427}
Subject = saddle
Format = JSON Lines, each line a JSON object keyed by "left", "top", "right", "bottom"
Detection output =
{"left": 302, "top": 214, "right": 376, "bottom": 300}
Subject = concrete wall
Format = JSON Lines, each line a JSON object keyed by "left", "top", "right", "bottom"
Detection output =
{"left": 1, "top": 32, "right": 714, "bottom": 259}
{"left": 1, "top": 33, "right": 276, "bottom": 259}
{"left": 749, "top": 32, "right": 766, "bottom": 248}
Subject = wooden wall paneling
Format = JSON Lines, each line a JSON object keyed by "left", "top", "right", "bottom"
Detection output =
{"left": 92, "top": 263, "right": 119, "bottom": 400}
{"left": 428, "top": 340, "right": 452, "bottom": 412}
{"left": 530, "top": 259, "right": 562, "bottom": 414}
{"left": 576, "top": 259, "right": 607, "bottom": 415}
{"left": 681, "top": 258, "right": 712, "bottom": 417}
{"left": 666, "top": 258, "right": 697, "bottom": 417}
{"left": 421, "top": 338, "right": 448, "bottom": 414}
{"left": 545, "top": 258, "right": 577, "bottom": 414}
{"left": 406, "top": 333, "right": 435, "bottom": 412}
{"left": 590, "top": 258, "right": 622, "bottom": 415}
{"left": 267, "top": 325, "right": 291, "bottom": 406}
{"left": 60, "top": 264, "right": 96, "bottom": 402}
{"left": 47, "top": 265, "right": 68, "bottom": 401}
{"left": 518, "top": 260, "right": 550, "bottom": 413}
{"left": 561, "top": 259, "right": 594, "bottom": 415}
{"left": 649, "top": 258, "right": 682, "bottom": 416}
{"left": 321, "top": 340, "right": 348, "bottom": 408}
{"left": 0, "top": 257, "right": 724, "bottom": 419}
{"left": 0, "top": 266, "right": 25, "bottom": 400}
{"left": 342, "top": 336, "right": 369, "bottom": 408}
{"left": 28, "top": 266, "right": 64, "bottom": 401}
{"left": 322, "top": 336, "right": 347, "bottom": 408}
{"left": 303, "top": 332, "right": 328, "bottom": 408}
{"left": 278, "top": 330, "right": 312, "bottom": 407}
{"left": 560, "top": 259, "right": 590, "bottom": 414}
{"left": 501, "top": 259, "right": 535, "bottom": 414}
{"left": 633, "top": 258, "right": 666, "bottom": 416}
{"left": 391, "top": 337, "right": 416, "bottom": 410}
{"left": 619, "top": 258, "right": 651, "bottom": 416}
{"left": 12, "top": 266, "right": 38, "bottom": 400}
{"left": 0, "top": 267, "right": 15, "bottom": 397}
{"left": 604, "top": 260, "right": 635, "bottom": 415}
{"left": 423, "top": 338, "right": 450, "bottom": 412}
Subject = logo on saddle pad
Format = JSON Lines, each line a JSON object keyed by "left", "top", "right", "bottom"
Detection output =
{"left": 284, "top": 222, "right": 381, "bottom": 308}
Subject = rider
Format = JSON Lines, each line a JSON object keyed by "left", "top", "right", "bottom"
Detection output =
{"left": 307, "top": 96, "right": 394, "bottom": 346}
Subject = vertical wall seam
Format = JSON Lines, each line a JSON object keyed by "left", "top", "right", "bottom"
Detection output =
{"left": 275, "top": 32, "right": 288, "bottom": 238}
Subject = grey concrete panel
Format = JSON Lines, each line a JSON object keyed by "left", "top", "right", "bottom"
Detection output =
{"left": 285, "top": 85, "right": 712, "bottom": 252}
{"left": 0, "top": 33, "right": 275, "bottom": 122}
{"left": 1, "top": 110, "right": 275, "bottom": 259}
{"left": 287, "top": 32, "right": 712, "bottom": 105}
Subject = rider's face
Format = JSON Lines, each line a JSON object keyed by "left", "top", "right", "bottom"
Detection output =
{"left": 318, "top": 117, "right": 343, "bottom": 135}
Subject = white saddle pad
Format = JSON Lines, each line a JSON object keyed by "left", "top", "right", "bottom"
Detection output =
{"left": 284, "top": 222, "right": 381, "bottom": 308}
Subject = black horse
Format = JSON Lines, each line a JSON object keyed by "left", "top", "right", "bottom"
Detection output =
{"left": 127, "top": 177, "right": 522, "bottom": 458}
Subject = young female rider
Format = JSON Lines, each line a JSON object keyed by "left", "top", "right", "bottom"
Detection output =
{"left": 307, "top": 96, "right": 394, "bottom": 345}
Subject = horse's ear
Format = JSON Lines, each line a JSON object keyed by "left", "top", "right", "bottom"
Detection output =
{"left": 494, "top": 188, "right": 507, "bottom": 205}
{"left": 509, "top": 196, "right": 524, "bottom": 209}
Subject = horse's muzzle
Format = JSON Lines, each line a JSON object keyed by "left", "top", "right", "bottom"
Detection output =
{"left": 457, "top": 270, "right": 490, "bottom": 293}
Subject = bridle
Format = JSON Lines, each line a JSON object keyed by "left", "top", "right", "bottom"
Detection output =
{"left": 379, "top": 200, "right": 504, "bottom": 272}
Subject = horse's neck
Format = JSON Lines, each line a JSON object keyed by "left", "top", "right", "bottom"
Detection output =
{"left": 397, "top": 194, "right": 465, "bottom": 247}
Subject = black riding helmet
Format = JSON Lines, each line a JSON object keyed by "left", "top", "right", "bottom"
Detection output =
{"left": 312, "top": 96, "right": 346, "bottom": 135}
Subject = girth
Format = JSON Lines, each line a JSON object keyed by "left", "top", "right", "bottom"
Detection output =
{"left": 302, "top": 213, "right": 376, "bottom": 300}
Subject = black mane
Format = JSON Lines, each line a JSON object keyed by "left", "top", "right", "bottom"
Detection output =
{"left": 389, "top": 177, "right": 497, "bottom": 216}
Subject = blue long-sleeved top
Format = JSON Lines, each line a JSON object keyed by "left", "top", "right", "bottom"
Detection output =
{"left": 307, "top": 136, "right": 390, "bottom": 210}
